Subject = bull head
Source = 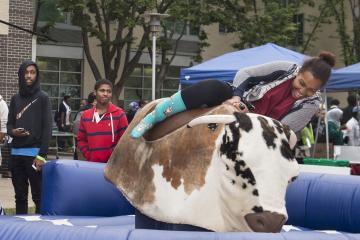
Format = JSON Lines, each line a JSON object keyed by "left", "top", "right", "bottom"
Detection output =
{"left": 104, "top": 102, "right": 299, "bottom": 232}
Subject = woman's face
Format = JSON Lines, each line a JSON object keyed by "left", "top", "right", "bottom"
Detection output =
{"left": 292, "top": 71, "right": 323, "bottom": 99}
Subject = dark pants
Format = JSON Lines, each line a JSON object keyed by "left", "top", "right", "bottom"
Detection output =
{"left": 9, "top": 155, "right": 42, "bottom": 214}
{"left": 181, "top": 80, "right": 233, "bottom": 109}
{"left": 58, "top": 125, "right": 71, "bottom": 149}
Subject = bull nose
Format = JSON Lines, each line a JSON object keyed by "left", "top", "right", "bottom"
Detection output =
{"left": 245, "top": 211, "right": 286, "bottom": 233}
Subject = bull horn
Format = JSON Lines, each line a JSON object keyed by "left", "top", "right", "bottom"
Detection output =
{"left": 187, "top": 115, "right": 236, "bottom": 128}
{"left": 289, "top": 130, "right": 297, "bottom": 150}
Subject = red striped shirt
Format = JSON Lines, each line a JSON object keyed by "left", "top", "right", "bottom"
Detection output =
{"left": 77, "top": 103, "right": 128, "bottom": 162}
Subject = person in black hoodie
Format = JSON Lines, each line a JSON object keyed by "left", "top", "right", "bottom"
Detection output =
{"left": 7, "top": 60, "right": 52, "bottom": 214}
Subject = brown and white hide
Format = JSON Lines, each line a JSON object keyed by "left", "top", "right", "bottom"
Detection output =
{"left": 104, "top": 101, "right": 299, "bottom": 232}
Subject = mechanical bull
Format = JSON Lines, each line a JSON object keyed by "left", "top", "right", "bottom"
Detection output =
{"left": 104, "top": 101, "right": 300, "bottom": 233}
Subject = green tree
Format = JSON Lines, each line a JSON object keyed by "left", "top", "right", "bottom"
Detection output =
{"left": 325, "top": 0, "right": 360, "bottom": 65}
{"left": 56, "top": 0, "right": 216, "bottom": 103}
{"left": 214, "top": 1, "right": 305, "bottom": 49}
{"left": 213, "top": 0, "right": 325, "bottom": 52}
{"left": 154, "top": 1, "right": 213, "bottom": 97}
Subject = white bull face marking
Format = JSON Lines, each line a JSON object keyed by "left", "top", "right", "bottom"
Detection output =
{"left": 104, "top": 104, "right": 299, "bottom": 233}
{"left": 217, "top": 112, "right": 299, "bottom": 231}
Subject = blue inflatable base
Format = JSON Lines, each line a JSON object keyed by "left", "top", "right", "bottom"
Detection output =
{"left": 1, "top": 215, "right": 360, "bottom": 240}
{"left": 1, "top": 160, "right": 359, "bottom": 240}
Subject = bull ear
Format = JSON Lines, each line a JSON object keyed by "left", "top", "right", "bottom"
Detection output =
{"left": 187, "top": 115, "right": 236, "bottom": 128}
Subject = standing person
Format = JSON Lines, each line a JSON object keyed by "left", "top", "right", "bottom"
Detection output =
{"left": 126, "top": 101, "right": 140, "bottom": 124}
{"left": 6, "top": 60, "right": 52, "bottom": 214}
{"left": 57, "top": 95, "right": 71, "bottom": 150}
{"left": 58, "top": 95, "right": 72, "bottom": 132}
{"left": 79, "top": 98, "right": 87, "bottom": 110}
{"left": 328, "top": 98, "right": 341, "bottom": 110}
{"left": 341, "top": 94, "right": 358, "bottom": 125}
{"left": 0, "top": 95, "right": 9, "bottom": 142}
{"left": 73, "top": 92, "right": 96, "bottom": 136}
{"left": 327, "top": 107, "right": 344, "bottom": 145}
{"left": 77, "top": 79, "right": 128, "bottom": 163}
{"left": 131, "top": 52, "right": 335, "bottom": 138}
{"left": 345, "top": 107, "right": 360, "bottom": 146}
{"left": 72, "top": 92, "right": 96, "bottom": 160}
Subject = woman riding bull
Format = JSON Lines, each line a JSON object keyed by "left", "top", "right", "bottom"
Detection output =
{"left": 131, "top": 51, "right": 335, "bottom": 138}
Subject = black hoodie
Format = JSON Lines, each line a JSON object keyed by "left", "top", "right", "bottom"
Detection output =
{"left": 7, "top": 60, "right": 52, "bottom": 158}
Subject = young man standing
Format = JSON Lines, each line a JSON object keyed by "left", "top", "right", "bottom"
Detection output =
{"left": 7, "top": 60, "right": 52, "bottom": 214}
{"left": 77, "top": 79, "right": 128, "bottom": 163}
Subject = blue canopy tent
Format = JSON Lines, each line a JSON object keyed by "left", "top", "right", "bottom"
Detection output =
{"left": 325, "top": 62, "right": 360, "bottom": 91}
{"left": 180, "top": 43, "right": 309, "bottom": 86}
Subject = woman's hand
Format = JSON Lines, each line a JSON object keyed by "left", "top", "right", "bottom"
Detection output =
{"left": 224, "top": 96, "right": 249, "bottom": 113}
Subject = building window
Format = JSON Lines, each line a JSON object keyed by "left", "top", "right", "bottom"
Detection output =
{"left": 219, "top": 23, "right": 228, "bottom": 34}
{"left": 292, "top": 13, "right": 304, "bottom": 46}
{"left": 37, "top": 57, "right": 82, "bottom": 114}
{"left": 123, "top": 65, "right": 180, "bottom": 110}
{"left": 163, "top": 20, "right": 199, "bottom": 36}
{"left": 38, "top": 0, "right": 73, "bottom": 25}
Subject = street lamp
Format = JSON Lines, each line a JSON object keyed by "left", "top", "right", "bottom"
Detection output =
{"left": 147, "top": 12, "right": 168, "bottom": 100}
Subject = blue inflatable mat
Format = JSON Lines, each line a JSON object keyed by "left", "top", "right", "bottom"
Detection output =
{"left": 41, "top": 160, "right": 135, "bottom": 217}
{"left": 0, "top": 215, "right": 134, "bottom": 240}
{"left": 286, "top": 173, "right": 360, "bottom": 233}
{"left": 1, "top": 215, "right": 360, "bottom": 240}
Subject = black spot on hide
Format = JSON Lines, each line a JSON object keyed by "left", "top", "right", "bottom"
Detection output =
{"left": 226, "top": 164, "right": 229, "bottom": 170}
{"left": 233, "top": 112, "right": 253, "bottom": 132}
{"left": 280, "top": 139, "right": 294, "bottom": 160}
{"left": 242, "top": 183, "right": 247, "bottom": 189}
{"left": 272, "top": 119, "right": 284, "bottom": 134}
{"left": 234, "top": 161, "right": 256, "bottom": 186}
{"left": 252, "top": 189, "right": 259, "bottom": 196}
{"left": 282, "top": 124, "right": 292, "bottom": 141}
{"left": 252, "top": 206, "right": 264, "bottom": 213}
{"left": 258, "top": 116, "right": 277, "bottom": 149}
{"left": 290, "top": 176, "right": 298, "bottom": 182}
{"left": 231, "top": 180, "right": 236, "bottom": 184}
{"left": 220, "top": 124, "right": 242, "bottom": 162}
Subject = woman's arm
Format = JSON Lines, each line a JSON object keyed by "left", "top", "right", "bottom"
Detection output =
{"left": 232, "top": 61, "right": 296, "bottom": 97}
{"left": 280, "top": 95, "right": 321, "bottom": 134}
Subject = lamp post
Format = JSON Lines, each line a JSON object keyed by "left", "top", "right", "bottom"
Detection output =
{"left": 147, "top": 12, "right": 168, "bottom": 100}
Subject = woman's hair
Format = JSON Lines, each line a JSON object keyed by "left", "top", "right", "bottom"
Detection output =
{"left": 300, "top": 51, "right": 336, "bottom": 86}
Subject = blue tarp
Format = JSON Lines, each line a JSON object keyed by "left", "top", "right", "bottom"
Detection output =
{"left": 180, "top": 43, "right": 309, "bottom": 85}
{"left": 326, "top": 62, "right": 360, "bottom": 91}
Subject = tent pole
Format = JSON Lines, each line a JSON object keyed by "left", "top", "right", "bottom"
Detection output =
{"left": 312, "top": 114, "right": 321, "bottom": 157}
{"left": 324, "top": 89, "right": 330, "bottom": 159}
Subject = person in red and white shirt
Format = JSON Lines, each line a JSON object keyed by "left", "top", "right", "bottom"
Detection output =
{"left": 77, "top": 79, "right": 128, "bottom": 163}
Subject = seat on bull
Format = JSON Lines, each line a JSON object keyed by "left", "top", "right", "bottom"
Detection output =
{"left": 143, "top": 103, "right": 217, "bottom": 141}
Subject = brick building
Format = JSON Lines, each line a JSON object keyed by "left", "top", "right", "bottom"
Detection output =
{"left": 0, "top": 0, "right": 34, "bottom": 103}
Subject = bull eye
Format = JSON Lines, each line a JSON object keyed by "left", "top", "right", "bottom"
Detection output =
{"left": 208, "top": 123, "right": 218, "bottom": 131}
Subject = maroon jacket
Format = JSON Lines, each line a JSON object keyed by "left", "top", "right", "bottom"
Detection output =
{"left": 77, "top": 103, "right": 128, "bottom": 162}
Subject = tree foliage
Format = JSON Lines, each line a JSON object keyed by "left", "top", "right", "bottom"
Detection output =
{"left": 325, "top": 0, "right": 360, "bottom": 65}
{"left": 213, "top": 0, "right": 315, "bottom": 50}
{"left": 56, "top": 0, "right": 216, "bottom": 102}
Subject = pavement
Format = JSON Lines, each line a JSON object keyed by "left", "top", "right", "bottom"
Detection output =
{"left": 1, "top": 154, "right": 73, "bottom": 209}
{"left": 0, "top": 177, "right": 20, "bottom": 209}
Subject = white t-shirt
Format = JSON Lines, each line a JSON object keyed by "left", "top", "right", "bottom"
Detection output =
{"left": 63, "top": 101, "right": 71, "bottom": 126}
{"left": 345, "top": 117, "right": 360, "bottom": 146}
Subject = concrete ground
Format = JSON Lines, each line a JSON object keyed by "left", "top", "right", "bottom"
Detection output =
{"left": 1, "top": 154, "right": 73, "bottom": 209}
{"left": 0, "top": 177, "right": 20, "bottom": 209}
